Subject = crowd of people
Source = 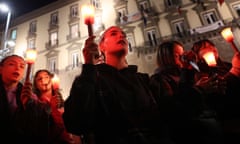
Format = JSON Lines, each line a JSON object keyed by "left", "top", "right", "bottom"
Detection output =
{"left": 1, "top": 26, "right": 240, "bottom": 144}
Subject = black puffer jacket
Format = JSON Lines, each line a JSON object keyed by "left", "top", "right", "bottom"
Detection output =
{"left": 0, "top": 76, "right": 50, "bottom": 144}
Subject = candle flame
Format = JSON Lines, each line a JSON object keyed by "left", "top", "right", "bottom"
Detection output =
{"left": 26, "top": 49, "right": 37, "bottom": 64}
{"left": 221, "top": 27, "right": 234, "bottom": 42}
{"left": 81, "top": 4, "right": 95, "bottom": 25}
{"left": 52, "top": 74, "right": 60, "bottom": 90}
{"left": 202, "top": 52, "right": 217, "bottom": 67}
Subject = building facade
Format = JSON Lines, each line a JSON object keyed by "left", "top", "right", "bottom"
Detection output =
{"left": 1, "top": 0, "right": 240, "bottom": 99}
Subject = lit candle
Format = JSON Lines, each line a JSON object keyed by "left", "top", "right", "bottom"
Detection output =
{"left": 26, "top": 49, "right": 37, "bottom": 64}
{"left": 202, "top": 52, "right": 217, "bottom": 67}
{"left": 81, "top": 4, "right": 95, "bottom": 36}
{"left": 52, "top": 74, "right": 60, "bottom": 90}
{"left": 221, "top": 27, "right": 233, "bottom": 42}
{"left": 221, "top": 27, "right": 239, "bottom": 53}
{"left": 25, "top": 49, "right": 37, "bottom": 82}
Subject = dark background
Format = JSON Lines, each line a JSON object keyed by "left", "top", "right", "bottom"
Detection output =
{"left": 0, "top": 0, "right": 57, "bottom": 24}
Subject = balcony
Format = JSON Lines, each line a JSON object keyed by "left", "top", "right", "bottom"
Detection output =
{"left": 45, "top": 39, "right": 59, "bottom": 50}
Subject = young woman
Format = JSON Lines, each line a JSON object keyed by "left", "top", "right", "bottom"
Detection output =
{"left": 0, "top": 55, "right": 50, "bottom": 144}
{"left": 150, "top": 40, "right": 225, "bottom": 144}
{"left": 33, "top": 69, "right": 81, "bottom": 144}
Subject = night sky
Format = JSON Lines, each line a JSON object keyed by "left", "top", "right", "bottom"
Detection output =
{"left": 0, "top": 0, "right": 57, "bottom": 24}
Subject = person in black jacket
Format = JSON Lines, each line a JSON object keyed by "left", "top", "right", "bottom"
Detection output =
{"left": 218, "top": 52, "right": 240, "bottom": 144}
{"left": 150, "top": 40, "right": 225, "bottom": 144}
{"left": 0, "top": 55, "right": 50, "bottom": 144}
{"left": 63, "top": 26, "right": 174, "bottom": 144}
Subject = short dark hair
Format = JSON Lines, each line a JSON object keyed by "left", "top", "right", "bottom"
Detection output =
{"left": 191, "top": 39, "right": 215, "bottom": 54}
{"left": 157, "top": 40, "right": 183, "bottom": 68}
{"left": 0, "top": 55, "right": 25, "bottom": 66}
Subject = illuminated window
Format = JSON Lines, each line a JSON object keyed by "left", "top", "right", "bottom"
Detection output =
{"left": 71, "top": 52, "right": 79, "bottom": 68}
{"left": 10, "top": 29, "right": 17, "bottom": 40}
{"left": 50, "top": 31, "right": 58, "bottom": 46}
{"left": 70, "top": 24, "right": 79, "bottom": 38}
{"left": 48, "top": 57, "right": 57, "bottom": 73}
{"left": 28, "top": 39, "right": 35, "bottom": 49}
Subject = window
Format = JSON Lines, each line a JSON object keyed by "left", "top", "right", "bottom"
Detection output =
{"left": 166, "top": 0, "right": 173, "bottom": 7}
{"left": 28, "top": 39, "right": 35, "bottom": 49}
{"left": 50, "top": 31, "right": 58, "bottom": 46}
{"left": 10, "top": 29, "right": 17, "bottom": 40}
{"left": 146, "top": 29, "right": 157, "bottom": 46}
{"left": 165, "top": 0, "right": 180, "bottom": 7}
{"left": 91, "top": 0, "right": 101, "bottom": 9}
{"left": 29, "top": 21, "right": 37, "bottom": 33}
{"left": 139, "top": 0, "right": 150, "bottom": 13}
{"left": 48, "top": 57, "right": 57, "bottom": 73}
{"left": 70, "top": 4, "right": 79, "bottom": 18}
{"left": 70, "top": 24, "right": 79, "bottom": 38}
{"left": 71, "top": 52, "right": 79, "bottom": 68}
{"left": 93, "top": 14, "right": 103, "bottom": 31}
{"left": 203, "top": 11, "right": 217, "bottom": 24}
{"left": 233, "top": 4, "right": 240, "bottom": 17}
{"left": 127, "top": 34, "right": 135, "bottom": 53}
{"left": 118, "top": 8, "right": 127, "bottom": 24}
{"left": 172, "top": 19, "right": 186, "bottom": 37}
{"left": 50, "top": 12, "right": 58, "bottom": 25}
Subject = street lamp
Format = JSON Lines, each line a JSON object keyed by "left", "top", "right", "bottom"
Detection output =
{"left": 0, "top": 3, "right": 11, "bottom": 54}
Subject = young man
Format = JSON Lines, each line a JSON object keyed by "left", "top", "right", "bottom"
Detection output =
{"left": 63, "top": 26, "right": 174, "bottom": 144}
{"left": 0, "top": 55, "right": 50, "bottom": 144}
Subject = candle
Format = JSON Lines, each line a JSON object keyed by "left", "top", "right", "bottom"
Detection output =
{"left": 26, "top": 49, "right": 37, "bottom": 64}
{"left": 52, "top": 74, "right": 60, "bottom": 90}
{"left": 81, "top": 4, "right": 95, "bottom": 36}
{"left": 82, "top": 4, "right": 95, "bottom": 25}
{"left": 221, "top": 27, "right": 234, "bottom": 42}
{"left": 202, "top": 52, "right": 217, "bottom": 67}
{"left": 25, "top": 49, "right": 37, "bottom": 82}
{"left": 221, "top": 27, "right": 239, "bottom": 53}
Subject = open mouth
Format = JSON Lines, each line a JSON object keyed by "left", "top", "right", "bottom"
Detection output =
{"left": 12, "top": 72, "right": 20, "bottom": 77}
{"left": 117, "top": 40, "right": 126, "bottom": 45}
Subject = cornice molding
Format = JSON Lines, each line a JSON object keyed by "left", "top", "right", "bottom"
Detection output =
{"left": 11, "top": 0, "right": 79, "bottom": 27}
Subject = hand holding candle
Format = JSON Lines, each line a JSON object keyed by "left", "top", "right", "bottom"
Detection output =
{"left": 81, "top": 4, "right": 95, "bottom": 36}
{"left": 25, "top": 49, "right": 37, "bottom": 82}
{"left": 221, "top": 27, "right": 239, "bottom": 53}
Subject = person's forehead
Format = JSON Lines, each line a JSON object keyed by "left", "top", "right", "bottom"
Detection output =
{"left": 38, "top": 71, "right": 50, "bottom": 76}
{"left": 4, "top": 56, "right": 25, "bottom": 64}
{"left": 201, "top": 42, "right": 215, "bottom": 49}
{"left": 174, "top": 44, "right": 184, "bottom": 53}
{"left": 106, "top": 27, "right": 123, "bottom": 34}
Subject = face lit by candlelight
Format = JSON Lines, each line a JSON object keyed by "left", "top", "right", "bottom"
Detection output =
{"left": 0, "top": 55, "right": 26, "bottom": 85}
{"left": 174, "top": 44, "right": 184, "bottom": 68}
{"left": 99, "top": 26, "right": 128, "bottom": 56}
{"left": 34, "top": 70, "right": 53, "bottom": 93}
